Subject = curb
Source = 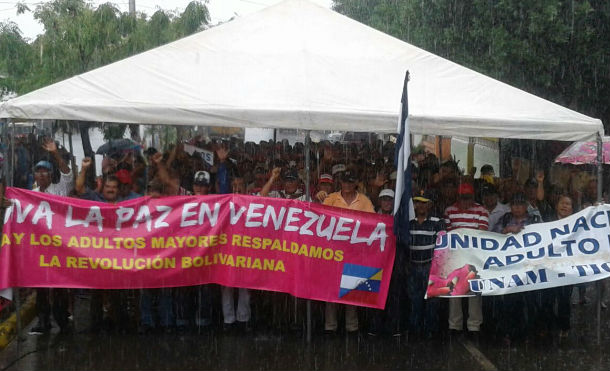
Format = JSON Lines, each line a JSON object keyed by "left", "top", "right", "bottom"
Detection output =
{"left": 0, "top": 293, "right": 37, "bottom": 350}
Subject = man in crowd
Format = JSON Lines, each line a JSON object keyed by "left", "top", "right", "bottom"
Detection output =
{"left": 174, "top": 170, "right": 214, "bottom": 333}
{"left": 480, "top": 183, "right": 510, "bottom": 233}
{"left": 221, "top": 169, "right": 252, "bottom": 332}
{"left": 116, "top": 169, "right": 141, "bottom": 200}
{"left": 320, "top": 170, "right": 375, "bottom": 334}
{"left": 247, "top": 166, "right": 267, "bottom": 195}
{"left": 314, "top": 174, "right": 334, "bottom": 203}
{"left": 260, "top": 167, "right": 306, "bottom": 200}
{"left": 377, "top": 189, "right": 394, "bottom": 215}
{"left": 367, "top": 188, "right": 401, "bottom": 336}
{"left": 523, "top": 174, "right": 546, "bottom": 221}
{"left": 29, "top": 139, "right": 73, "bottom": 335}
{"left": 496, "top": 192, "right": 541, "bottom": 342}
{"left": 444, "top": 182, "right": 488, "bottom": 339}
{"left": 408, "top": 190, "right": 444, "bottom": 339}
{"left": 75, "top": 157, "right": 129, "bottom": 333}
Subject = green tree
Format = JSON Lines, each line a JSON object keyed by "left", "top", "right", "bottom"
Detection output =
{"left": 333, "top": 0, "right": 610, "bottom": 132}
{"left": 0, "top": 0, "right": 210, "bottom": 98}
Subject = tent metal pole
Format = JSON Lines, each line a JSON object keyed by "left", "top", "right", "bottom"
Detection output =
{"left": 9, "top": 120, "right": 14, "bottom": 188}
{"left": 67, "top": 121, "right": 77, "bottom": 185}
{"left": 596, "top": 133, "right": 603, "bottom": 345}
{"left": 304, "top": 130, "right": 312, "bottom": 343}
{"left": 8, "top": 119, "right": 22, "bottom": 356}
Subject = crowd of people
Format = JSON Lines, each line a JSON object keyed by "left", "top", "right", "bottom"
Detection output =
{"left": 7, "top": 131, "right": 605, "bottom": 344}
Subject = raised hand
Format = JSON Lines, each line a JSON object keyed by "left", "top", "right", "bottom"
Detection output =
{"left": 81, "top": 157, "right": 92, "bottom": 170}
{"left": 42, "top": 138, "right": 58, "bottom": 153}
{"left": 151, "top": 152, "right": 163, "bottom": 165}
{"left": 315, "top": 190, "right": 328, "bottom": 202}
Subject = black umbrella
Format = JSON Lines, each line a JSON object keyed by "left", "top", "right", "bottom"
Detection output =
{"left": 96, "top": 138, "right": 141, "bottom": 156}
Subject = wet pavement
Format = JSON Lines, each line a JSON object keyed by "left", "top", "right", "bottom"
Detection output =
{"left": 1, "top": 286, "right": 610, "bottom": 371}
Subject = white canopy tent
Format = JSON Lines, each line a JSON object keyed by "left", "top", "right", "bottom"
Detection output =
{"left": 0, "top": 0, "right": 603, "bottom": 140}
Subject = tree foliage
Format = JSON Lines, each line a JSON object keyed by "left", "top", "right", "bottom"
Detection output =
{"left": 333, "top": 0, "right": 610, "bottom": 131}
{"left": 0, "top": 0, "right": 210, "bottom": 99}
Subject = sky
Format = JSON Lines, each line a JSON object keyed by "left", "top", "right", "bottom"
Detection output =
{"left": 0, "top": 0, "right": 333, "bottom": 40}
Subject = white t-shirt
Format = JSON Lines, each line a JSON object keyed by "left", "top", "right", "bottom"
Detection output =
{"left": 33, "top": 170, "right": 73, "bottom": 197}
{"left": 266, "top": 189, "right": 307, "bottom": 201}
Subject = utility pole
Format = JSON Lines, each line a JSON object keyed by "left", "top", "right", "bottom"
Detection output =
{"left": 129, "top": 0, "right": 135, "bottom": 15}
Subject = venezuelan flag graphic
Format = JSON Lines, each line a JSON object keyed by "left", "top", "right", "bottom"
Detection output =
{"left": 339, "top": 263, "right": 382, "bottom": 305}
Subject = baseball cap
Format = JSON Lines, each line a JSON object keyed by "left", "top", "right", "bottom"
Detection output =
{"left": 413, "top": 189, "right": 432, "bottom": 202}
{"left": 319, "top": 174, "right": 333, "bottom": 184}
{"left": 283, "top": 168, "right": 299, "bottom": 181}
{"left": 480, "top": 164, "right": 495, "bottom": 175}
{"left": 33, "top": 160, "right": 53, "bottom": 172}
{"left": 331, "top": 164, "right": 346, "bottom": 176}
{"left": 342, "top": 171, "right": 357, "bottom": 183}
{"left": 115, "top": 169, "right": 132, "bottom": 185}
{"left": 379, "top": 189, "right": 395, "bottom": 199}
{"left": 457, "top": 183, "right": 475, "bottom": 195}
{"left": 193, "top": 171, "right": 211, "bottom": 186}
{"left": 480, "top": 183, "right": 498, "bottom": 196}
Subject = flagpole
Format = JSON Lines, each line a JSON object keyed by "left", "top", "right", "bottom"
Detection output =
{"left": 596, "top": 133, "right": 603, "bottom": 345}
{"left": 393, "top": 70, "right": 411, "bottom": 243}
{"left": 304, "top": 130, "right": 312, "bottom": 343}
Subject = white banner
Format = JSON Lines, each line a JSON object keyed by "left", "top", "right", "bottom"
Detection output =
{"left": 427, "top": 205, "right": 610, "bottom": 297}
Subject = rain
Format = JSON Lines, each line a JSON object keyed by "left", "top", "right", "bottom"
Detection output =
{"left": 1, "top": 0, "right": 610, "bottom": 370}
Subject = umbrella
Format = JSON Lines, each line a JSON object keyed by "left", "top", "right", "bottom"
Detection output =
{"left": 555, "top": 138, "right": 610, "bottom": 165}
{"left": 96, "top": 138, "right": 141, "bottom": 156}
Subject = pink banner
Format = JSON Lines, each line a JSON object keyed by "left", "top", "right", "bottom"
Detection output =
{"left": 0, "top": 188, "right": 395, "bottom": 309}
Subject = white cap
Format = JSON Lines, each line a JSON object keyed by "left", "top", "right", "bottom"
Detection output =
{"left": 193, "top": 170, "right": 211, "bottom": 185}
{"left": 331, "top": 164, "right": 346, "bottom": 175}
{"left": 379, "top": 189, "right": 395, "bottom": 199}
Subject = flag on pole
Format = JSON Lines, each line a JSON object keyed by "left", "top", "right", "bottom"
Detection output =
{"left": 393, "top": 71, "right": 413, "bottom": 243}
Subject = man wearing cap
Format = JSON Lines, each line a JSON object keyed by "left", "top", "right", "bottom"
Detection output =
{"left": 474, "top": 164, "right": 496, "bottom": 203}
{"left": 115, "top": 169, "right": 141, "bottom": 200}
{"left": 319, "top": 170, "right": 375, "bottom": 334}
{"left": 314, "top": 174, "right": 334, "bottom": 203}
{"left": 29, "top": 139, "right": 73, "bottom": 335}
{"left": 193, "top": 170, "right": 211, "bottom": 195}
{"left": 443, "top": 182, "right": 489, "bottom": 338}
{"left": 33, "top": 140, "right": 72, "bottom": 196}
{"left": 172, "top": 170, "right": 213, "bottom": 333}
{"left": 408, "top": 190, "right": 444, "bottom": 339}
{"left": 377, "top": 189, "right": 395, "bottom": 214}
{"left": 260, "top": 167, "right": 306, "bottom": 200}
{"left": 367, "top": 188, "right": 402, "bottom": 336}
{"left": 331, "top": 164, "right": 347, "bottom": 189}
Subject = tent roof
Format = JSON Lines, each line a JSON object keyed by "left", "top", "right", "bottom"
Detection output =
{"left": 0, "top": 0, "right": 603, "bottom": 140}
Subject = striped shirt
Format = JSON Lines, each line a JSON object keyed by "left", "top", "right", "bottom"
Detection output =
{"left": 444, "top": 202, "right": 489, "bottom": 231}
{"left": 408, "top": 216, "right": 445, "bottom": 263}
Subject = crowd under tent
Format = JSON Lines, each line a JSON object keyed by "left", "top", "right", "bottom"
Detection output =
{"left": 0, "top": 0, "right": 606, "bottom": 343}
